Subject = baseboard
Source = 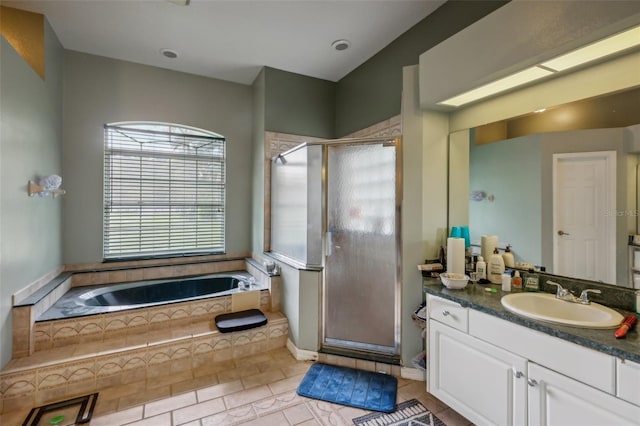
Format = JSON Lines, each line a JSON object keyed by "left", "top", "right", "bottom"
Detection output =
{"left": 401, "top": 367, "right": 425, "bottom": 381}
{"left": 286, "top": 339, "right": 318, "bottom": 361}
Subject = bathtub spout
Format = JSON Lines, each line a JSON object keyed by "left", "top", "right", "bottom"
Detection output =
{"left": 239, "top": 276, "right": 257, "bottom": 290}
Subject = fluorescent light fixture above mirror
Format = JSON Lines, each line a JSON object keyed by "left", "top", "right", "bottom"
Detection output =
{"left": 542, "top": 24, "right": 640, "bottom": 71}
{"left": 438, "top": 23, "right": 640, "bottom": 108}
{"left": 438, "top": 66, "right": 553, "bottom": 107}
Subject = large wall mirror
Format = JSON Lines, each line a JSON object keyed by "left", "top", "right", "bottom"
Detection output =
{"left": 447, "top": 52, "right": 640, "bottom": 288}
{"left": 418, "top": 1, "right": 640, "bottom": 288}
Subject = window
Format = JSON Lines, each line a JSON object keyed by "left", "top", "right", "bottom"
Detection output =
{"left": 103, "top": 123, "right": 225, "bottom": 260}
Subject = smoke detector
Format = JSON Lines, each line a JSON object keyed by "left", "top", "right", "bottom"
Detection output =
{"left": 331, "top": 39, "right": 351, "bottom": 51}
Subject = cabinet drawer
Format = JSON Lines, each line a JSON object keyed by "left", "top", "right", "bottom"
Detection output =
{"left": 617, "top": 359, "right": 640, "bottom": 406}
{"left": 428, "top": 295, "right": 468, "bottom": 333}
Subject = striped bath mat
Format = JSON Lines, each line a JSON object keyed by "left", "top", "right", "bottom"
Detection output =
{"left": 352, "top": 398, "right": 447, "bottom": 425}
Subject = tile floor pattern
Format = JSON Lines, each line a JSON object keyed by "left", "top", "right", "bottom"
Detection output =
{"left": 0, "top": 348, "right": 472, "bottom": 426}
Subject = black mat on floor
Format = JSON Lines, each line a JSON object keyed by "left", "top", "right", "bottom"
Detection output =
{"left": 23, "top": 392, "right": 98, "bottom": 425}
{"left": 353, "top": 398, "right": 447, "bottom": 425}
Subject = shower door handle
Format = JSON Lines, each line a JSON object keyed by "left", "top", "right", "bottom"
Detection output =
{"left": 326, "top": 232, "right": 332, "bottom": 257}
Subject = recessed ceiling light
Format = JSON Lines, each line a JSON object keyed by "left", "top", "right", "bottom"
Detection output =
{"left": 160, "top": 48, "right": 179, "bottom": 59}
{"left": 331, "top": 39, "right": 351, "bottom": 51}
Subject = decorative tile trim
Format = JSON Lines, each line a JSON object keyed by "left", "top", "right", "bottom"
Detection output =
{"left": 33, "top": 290, "right": 271, "bottom": 351}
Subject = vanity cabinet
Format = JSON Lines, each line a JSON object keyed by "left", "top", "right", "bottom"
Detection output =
{"left": 528, "top": 362, "right": 639, "bottom": 426}
{"left": 427, "top": 294, "right": 640, "bottom": 426}
{"left": 429, "top": 320, "right": 527, "bottom": 425}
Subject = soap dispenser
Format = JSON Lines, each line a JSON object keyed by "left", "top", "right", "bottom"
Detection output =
{"left": 488, "top": 248, "right": 505, "bottom": 284}
{"left": 502, "top": 245, "right": 515, "bottom": 268}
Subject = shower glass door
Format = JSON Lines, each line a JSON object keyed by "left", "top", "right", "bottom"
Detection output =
{"left": 323, "top": 142, "right": 399, "bottom": 357}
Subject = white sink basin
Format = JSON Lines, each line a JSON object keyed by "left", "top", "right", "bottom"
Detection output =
{"left": 501, "top": 292, "right": 624, "bottom": 329}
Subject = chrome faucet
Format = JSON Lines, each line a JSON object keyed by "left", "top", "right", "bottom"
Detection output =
{"left": 546, "top": 281, "right": 576, "bottom": 301}
{"left": 546, "top": 281, "right": 600, "bottom": 304}
{"left": 578, "top": 289, "right": 601, "bottom": 305}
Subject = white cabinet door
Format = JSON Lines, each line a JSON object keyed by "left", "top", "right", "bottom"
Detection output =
{"left": 429, "top": 320, "right": 527, "bottom": 426}
{"left": 528, "top": 363, "right": 640, "bottom": 426}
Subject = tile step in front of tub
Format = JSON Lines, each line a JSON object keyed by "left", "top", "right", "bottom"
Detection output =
{"left": 0, "top": 312, "right": 288, "bottom": 415}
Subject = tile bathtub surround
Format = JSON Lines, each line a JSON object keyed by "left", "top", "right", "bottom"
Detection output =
{"left": 31, "top": 290, "right": 273, "bottom": 352}
{"left": 0, "top": 313, "right": 289, "bottom": 415}
{"left": 19, "top": 260, "right": 277, "bottom": 354}
{"left": 70, "top": 259, "right": 247, "bottom": 287}
{"left": 1, "top": 347, "right": 472, "bottom": 426}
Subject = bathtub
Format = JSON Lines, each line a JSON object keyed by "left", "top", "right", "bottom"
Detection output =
{"left": 38, "top": 271, "right": 264, "bottom": 321}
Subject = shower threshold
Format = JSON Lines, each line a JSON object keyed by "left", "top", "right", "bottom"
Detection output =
{"left": 319, "top": 345, "right": 401, "bottom": 366}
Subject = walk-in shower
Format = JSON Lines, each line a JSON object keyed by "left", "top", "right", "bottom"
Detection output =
{"left": 270, "top": 136, "right": 401, "bottom": 362}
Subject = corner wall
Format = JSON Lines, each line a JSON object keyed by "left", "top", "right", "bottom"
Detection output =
{"left": 0, "top": 19, "right": 63, "bottom": 368}
{"left": 336, "top": 1, "right": 507, "bottom": 137}
{"left": 401, "top": 66, "right": 449, "bottom": 367}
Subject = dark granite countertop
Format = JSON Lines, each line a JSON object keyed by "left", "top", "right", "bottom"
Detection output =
{"left": 423, "top": 279, "right": 640, "bottom": 364}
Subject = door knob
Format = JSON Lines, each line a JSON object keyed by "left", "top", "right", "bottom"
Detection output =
{"left": 557, "top": 230, "right": 570, "bottom": 236}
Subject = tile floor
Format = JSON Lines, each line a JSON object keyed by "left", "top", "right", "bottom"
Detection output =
{"left": 1, "top": 347, "right": 472, "bottom": 426}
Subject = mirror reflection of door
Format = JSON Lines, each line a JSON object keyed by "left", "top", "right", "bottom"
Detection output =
{"left": 553, "top": 151, "right": 616, "bottom": 282}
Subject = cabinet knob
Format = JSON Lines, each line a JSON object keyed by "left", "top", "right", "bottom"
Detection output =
{"left": 442, "top": 310, "right": 450, "bottom": 316}
{"left": 528, "top": 378, "right": 538, "bottom": 387}
{"left": 514, "top": 371, "right": 524, "bottom": 379}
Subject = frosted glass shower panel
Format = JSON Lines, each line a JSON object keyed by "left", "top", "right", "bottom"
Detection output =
{"left": 324, "top": 143, "right": 398, "bottom": 352}
{"left": 270, "top": 145, "right": 323, "bottom": 266}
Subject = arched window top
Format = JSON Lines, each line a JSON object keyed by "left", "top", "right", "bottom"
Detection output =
{"left": 109, "top": 121, "right": 224, "bottom": 139}
{"left": 103, "top": 122, "right": 226, "bottom": 260}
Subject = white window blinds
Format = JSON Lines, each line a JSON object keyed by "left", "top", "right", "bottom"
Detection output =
{"left": 103, "top": 123, "right": 225, "bottom": 260}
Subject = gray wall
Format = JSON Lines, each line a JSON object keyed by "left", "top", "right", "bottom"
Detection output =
{"left": 335, "top": 0, "right": 507, "bottom": 137}
{"left": 0, "top": 21, "right": 64, "bottom": 367}
{"left": 264, "top": 67, "right": 336, "bottom": 139}
{"left": 63, "top": 51, "right": 254, "bottom": 264}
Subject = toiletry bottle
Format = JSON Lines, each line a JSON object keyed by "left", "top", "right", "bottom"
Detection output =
{"left": 501, "top": 273, "right": 511, "bottom": 292}
{"left": 476, "top": 256, "right": 486, "bottom": 280}
{"left": 524, "top": 268, "right": 539, "bottom": 291}
{"left": 512, "top": 271, "right": 522, "bottom": 289}
{"left": 502, "top": 245, "right": 515, "bottom": 268}
{"left": 488, "top": 247, "right": 505, "bottom": 284}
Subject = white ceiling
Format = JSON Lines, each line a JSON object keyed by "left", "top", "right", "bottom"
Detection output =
{"left": 3, "top": 0, "right": 446, "bottom": 85}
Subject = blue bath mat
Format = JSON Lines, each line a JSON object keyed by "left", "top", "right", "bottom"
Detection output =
{"left": 296, "top": 362, "right": 397, "bottom": 413}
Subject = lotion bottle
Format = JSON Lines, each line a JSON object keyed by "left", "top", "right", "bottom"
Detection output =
{"left": 476, "top": 256, "right": 486, "bottom": 280}
{"left": 502, "top": 245, "right": 515, "bottom": 268}
{"left": 488, "top": 247, "right": 505, "bottom": 284}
